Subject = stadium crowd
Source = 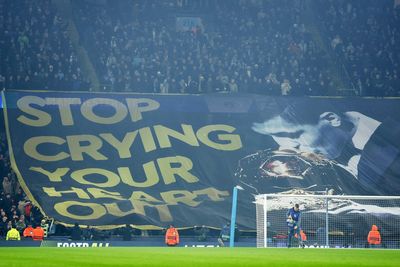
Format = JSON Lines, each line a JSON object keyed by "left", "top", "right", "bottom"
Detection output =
{"left": 0, "top": 0, "right": 90, "bottom": 91}
{"left": 0, "top": 131, "right": 44, "bottom": 239}
{"left": 73, "top": 0, "right": 334, "bottom": 95}
{"left": 0, "top": 0, "right": 399, "bottom": 96}
{"left": 317, "top": 0, "right": 400, "bottom": 96}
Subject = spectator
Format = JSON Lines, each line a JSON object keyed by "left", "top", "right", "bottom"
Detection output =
{"left": 2, "top": 177, "right": 12, "bottom": 196}
{"left": 6, "top": 225, "right": 20, "bottom": 241}
{"left": 342, "top": 222, "right": 354, "bottom": 248}
{"left": 71, "top": 222, "right": 82, "bottom": 241}
{"left": 0, "top": 216, "right": 8, "bottom": 237}
{"left": 40, "top": 219, "right": 49, "bottom": 238}
{"left": 15, "top": 215, "right": 26, "bottom": 234}
{"left": 24, "top": 201, "right": 32, "bottom": 221}
{"left": 121, "top": 224, "right": 133, "bottom": 241}
{"left": 281, "top": 79, "right": 292, "bottom": 95}
{"left": 23, "top": 224, "right": 34, "bottom": 238}
{"left": 32, "top": 225, "right": 45, "bottom": 241}
{"left": 83, "top": 225, "right": 93, "bottom": 241}
{"left": 160, "top": 79, "right": 169, "bottom": 94}
{"left": 194, "top": 225, "right": 209, "bottom": 242}
{"left": 229, "top": 79, "right": 239, "bottom": 93}
{"left": 14, "top": 188, "right": 25, "bottom": 203}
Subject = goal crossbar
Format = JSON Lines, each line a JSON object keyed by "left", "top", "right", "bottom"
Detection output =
{"left": 257, "top": 194, "right": 400, "bottom": 200}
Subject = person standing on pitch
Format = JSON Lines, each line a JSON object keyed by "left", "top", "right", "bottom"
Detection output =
{"left": 165, "top": 225, "right": 179, "bottom": 246}
{"left": 287, "top": 204, "right": 304, "bottom": 248}
{"left": 367, "top": 224, "right": 381, "bottom": 248}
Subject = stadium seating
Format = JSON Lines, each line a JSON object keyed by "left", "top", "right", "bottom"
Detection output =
{"left": 1, "top": 0, "right": 400, "bottom": 241}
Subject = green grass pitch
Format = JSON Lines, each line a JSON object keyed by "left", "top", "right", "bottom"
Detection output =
{"left": 0, "top": 247, "right": 399, "bottom": 267}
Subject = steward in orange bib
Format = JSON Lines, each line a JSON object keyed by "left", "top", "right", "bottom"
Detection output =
{"left": 23, "top": 225, "right": 34, "bottom": 238}
{"left": 295, "top": 230, "right": 307, "bottom": 242}
{"left": 32, "top": 226, "right": 45, "bottom": 241}
{"left": 367, "top": 225, "right": 381, "bottom": 247}
{"left": 165, "top": 225, "right": 179, "bottom": 246}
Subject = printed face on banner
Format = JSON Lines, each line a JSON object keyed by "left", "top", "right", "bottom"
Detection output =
{"left": 245, "top": 103, "right": 400, "bottom": 197}
{"left": 252, "top": 112, "right": 353, "bottom": 160}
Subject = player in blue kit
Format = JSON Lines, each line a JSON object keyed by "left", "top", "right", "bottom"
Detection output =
{"left": 287, "top": 204, "right": 305, "bottom": 248}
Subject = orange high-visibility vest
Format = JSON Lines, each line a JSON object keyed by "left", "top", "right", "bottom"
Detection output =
{"left": 300, "top": 230, "right": 307, "bottom": 241}
{"left": 295, "top": 230, "right": 307, "bottom": 241}
{"left": 367, "top": 225, "right": 381, "bottom": 245}
{"left": 32, "top": 227, "right": 45, "bottom": 241}
{"left": 23, "top": 226, "right": 34, "bottom": 238}
{"left": 165, "top": 227, "right": 179, "bottom": 245}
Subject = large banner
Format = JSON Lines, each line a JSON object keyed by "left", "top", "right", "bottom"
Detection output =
{"left": 3, "top": 91, "right": 400, "bottom": 229}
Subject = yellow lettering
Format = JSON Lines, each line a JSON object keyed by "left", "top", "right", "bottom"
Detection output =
{"left": 157, "top": 156, "right": 199, "bottom": 185}
{"left": 43, "top": 187, "right": 90, "bottom": 199}
{"left": 71, "top": 168, "right": 120, "bottom": 188}
{"left": 81, "top": 98, "right": 128, "bottom": 124}
{"left": 54, "top": 201, "right": 106, "bottom": 220}
{"left": 138, "top": 127, "right": 157, "bottom": 152}
{"left": 197, "top": 124, "right": 242, "bottom": 151}
{"left": 118, "top": 164, "right": 159, "bottom": 188}
{"left": 129, "top": 191, "right": 163, "bottom": 203}
{"left": 154, "top": 124, "right": 199, "bottom": 148}
{"left": 100, "top": 131, "right": 138, "bottom": 159}
{"left": 66, "top": 135, "right": 107, "bottom": 161}
{"left": 45, "top": 97, "right": 81, "bottom": 126}
{"left": 24, "top": 136, "right": 69, "bottom": 161}
{"left": 17, "top": 96, "right": 51, "bottom": 127}
{"left": 128, "top": 192, "right": 172, "bottom": 222}
{"left": 29, "top": 167, "right": 69, "bottom": 182}
{"left": 105, "top": 202, "right": 145, "bottom": 216}
{"left": 194, "top": 187, "right": 230, "bottom": 201}
{"left": 87, "top": 188, "right": 124, "bottom": 200}
{"left": 161, "top": 190, "right": 200, "bottom": 207}
{"left": 126, "top": 98, "right": 160, "bottom": 122}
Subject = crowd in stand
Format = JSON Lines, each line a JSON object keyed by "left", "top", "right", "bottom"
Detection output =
{"left": 317, "top": 0, "right": 400, "bottom": 96}
{"left": 1, "top": 0, "right": 399, "bottom": 96}
{"left": 73, "top": 0, "right": 335, "bottom": 95}
{"left": 0, "top": 131, "right": 44, "bottom": 239}
{"left": 0, "top": 0, "right": 90, "bottom": 91}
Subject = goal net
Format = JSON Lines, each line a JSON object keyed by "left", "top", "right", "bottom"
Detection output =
{"left": 255, "top": 193, "right": 400, "bottom": 248}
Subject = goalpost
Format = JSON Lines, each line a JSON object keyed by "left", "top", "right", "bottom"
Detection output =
{"left": 255, "top": 194, "right": 400, "bottom": 248}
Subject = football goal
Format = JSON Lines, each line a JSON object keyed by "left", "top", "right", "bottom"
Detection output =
{"left": 255, "top": 193, "right": 400, "bottom": 248}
